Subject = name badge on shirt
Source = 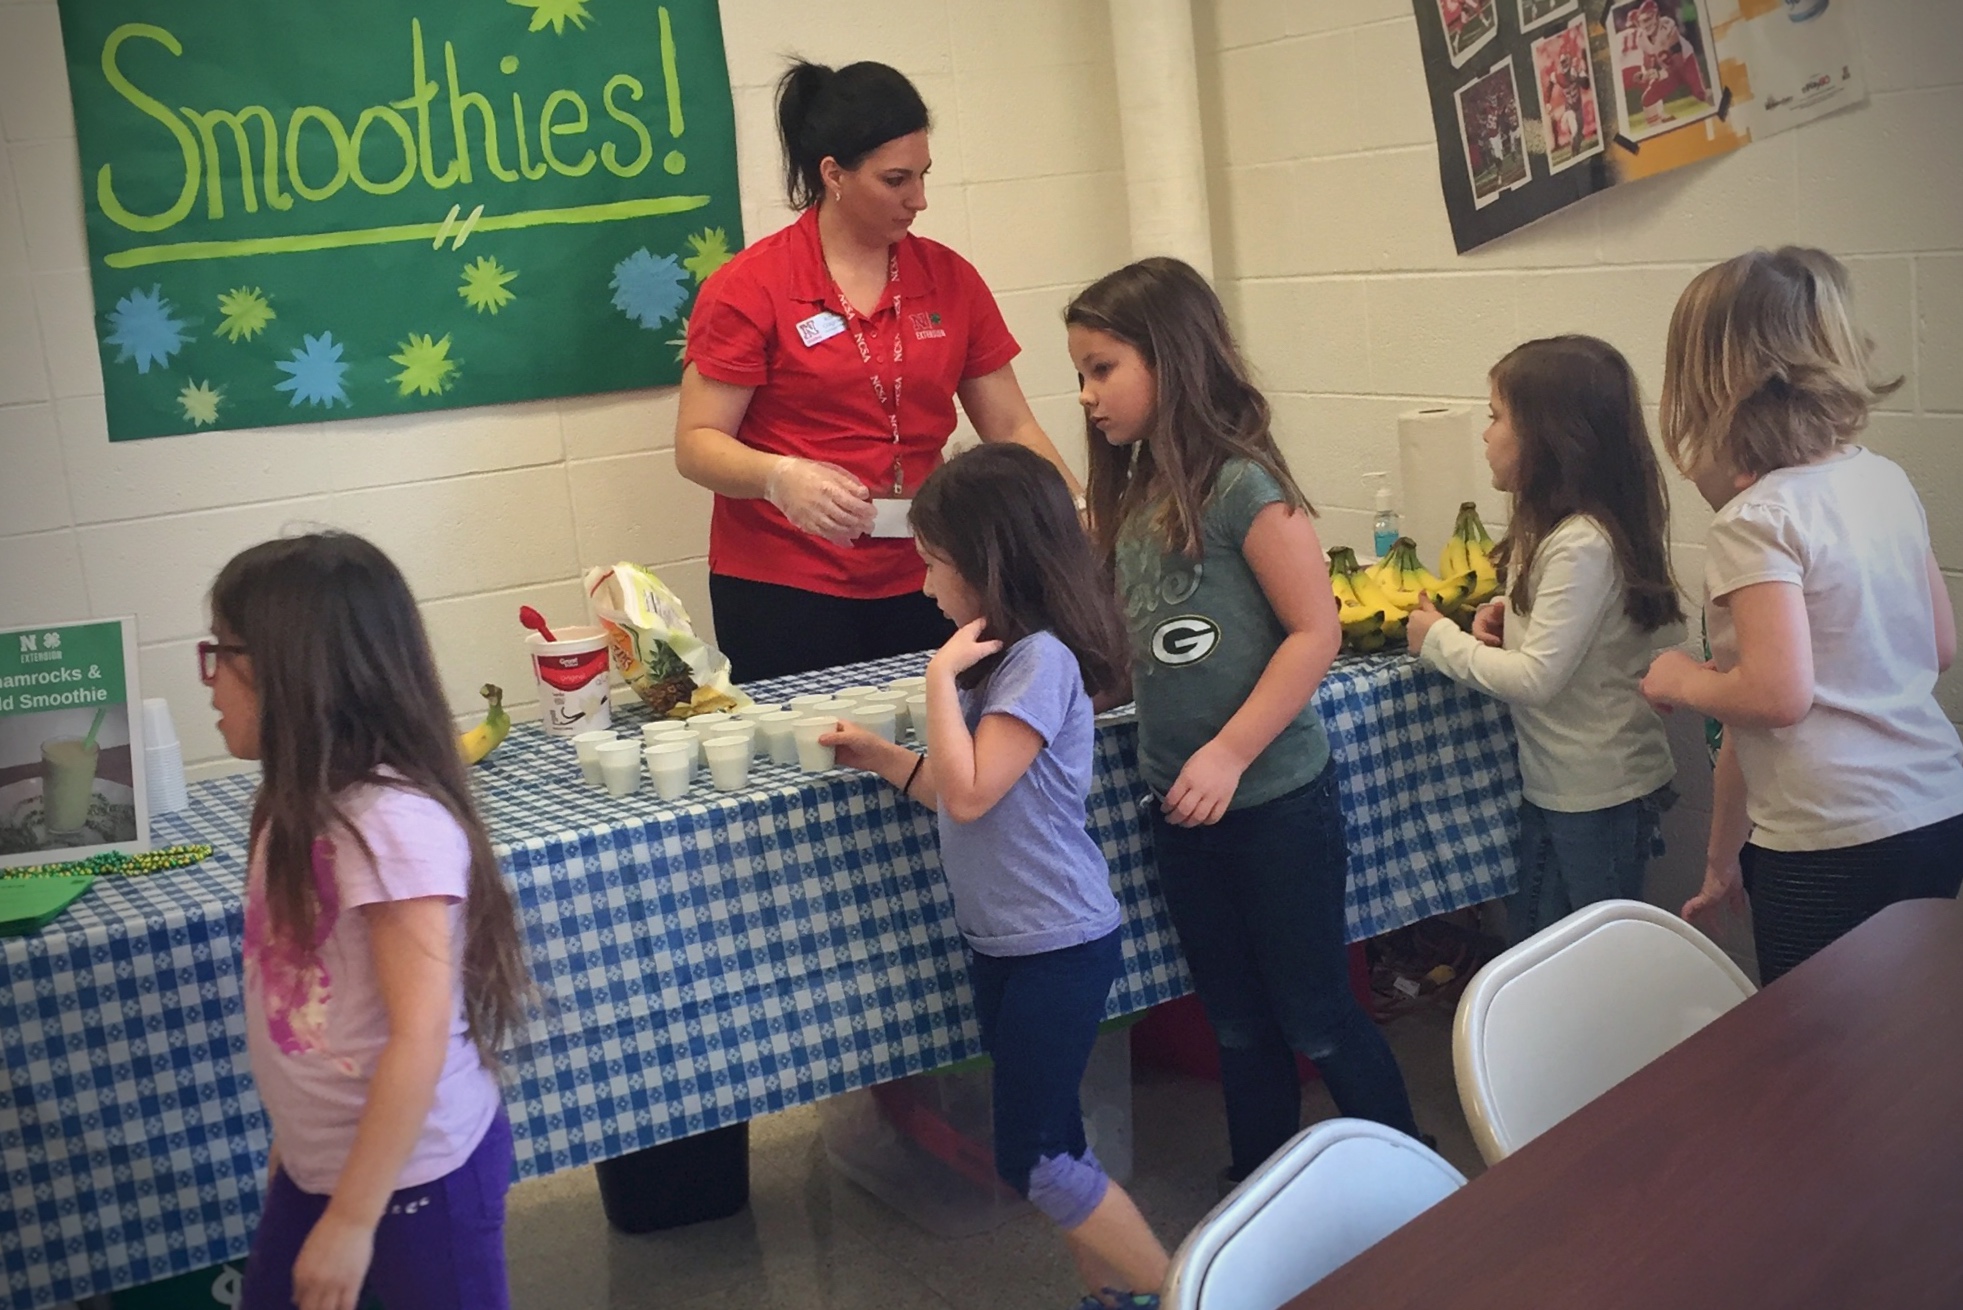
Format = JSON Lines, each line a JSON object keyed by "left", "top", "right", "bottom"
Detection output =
{"left": 795, "top": 311, "right": 847, "bottom": 348}
{"left": 869, "top": 498, "right": 913, "bottom": 539}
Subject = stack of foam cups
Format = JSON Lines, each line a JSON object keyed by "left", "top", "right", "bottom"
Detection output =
{"left": 142, "top": 698, "right": 188, "bottom": 817}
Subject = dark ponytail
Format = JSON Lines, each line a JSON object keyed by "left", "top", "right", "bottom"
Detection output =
{"left": 775, "top": 58, "right": 930, "bottom": 210}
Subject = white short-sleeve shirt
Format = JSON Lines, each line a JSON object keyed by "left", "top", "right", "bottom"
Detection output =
{"left": 1704, "top": 447, "right": 1963, "bottom": 851}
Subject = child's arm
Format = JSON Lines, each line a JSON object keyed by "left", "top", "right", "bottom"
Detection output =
{"left": 1642, "top": 581, "right": 1814, "bottom": 729}
{"left": 825, "top": 723, "right": 942, "bottom": 811}
{"left": 290, "top": 897, "right": 455, "bottom": 1310}
{"left": 1683, "top": 734, "right": 1750, "bottom": 924}
{"left": 1929, "top": 550, "right": 1956, "bottom": 673}
{"left": 1408, "top": 525, "right": 1616, "bottom": 709}
{"left": 923, "top": 619, "right": 1045, "bottom": 825}
{"left": 1165, "top": 503, "right": 1339, "bottom": 828}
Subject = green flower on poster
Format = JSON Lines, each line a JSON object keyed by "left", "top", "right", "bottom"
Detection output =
{"left": 177, "top": 379, "right": 222, "bottom": 426}
{"left": 458, "top": 256, "right": 518, "bottom": 313}
{"left": 390, "top": 333, "right": 460, "bottom": 396}
{"left": 216, "top": 287, "right": 275, "bottom": 342}
{"left": 55, "top": 0, "right": 743, "bottom": 440}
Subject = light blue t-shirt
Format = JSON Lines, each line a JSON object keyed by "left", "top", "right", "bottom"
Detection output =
{"left": 937, "top": 631, "right": 1122, "bottom": 957}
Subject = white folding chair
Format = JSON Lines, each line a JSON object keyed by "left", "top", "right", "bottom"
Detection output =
{"left": 1453, "top": 898, "right": 1756, "bottom": 1165}
{"left": 1162, "top": 1118, "right": 1466, "bottom": 1310}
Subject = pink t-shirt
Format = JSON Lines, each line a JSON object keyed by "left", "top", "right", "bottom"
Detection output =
{"left": 243, "top": 780, "right": 503, "bottom": 1195}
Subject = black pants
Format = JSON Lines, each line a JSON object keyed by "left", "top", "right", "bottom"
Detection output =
{"left": 709, "top": 573, "right": 953, "bottom": 682}
{"left": 1744, "top": 811, "right": 1963, "bottom": 985}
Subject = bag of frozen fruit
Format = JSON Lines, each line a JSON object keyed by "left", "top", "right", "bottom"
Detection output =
{"left": 582, "top": 562, "right": 747, "bottom": 718}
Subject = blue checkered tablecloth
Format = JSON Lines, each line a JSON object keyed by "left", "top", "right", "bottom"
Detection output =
{"left": 2, "top": 652, "right": 1518, "bottom": 1308}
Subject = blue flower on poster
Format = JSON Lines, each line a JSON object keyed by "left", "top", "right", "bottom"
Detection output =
{"left": 274, "top": 332, "right": 352, "bottom": 408}
{"left": 104, "top": 285, "right": 191, "bottom": 374}
{"left": 610, "top": 249, "right": 690, "bottom": 330}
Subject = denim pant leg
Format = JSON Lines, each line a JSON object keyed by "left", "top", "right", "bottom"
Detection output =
{"left": 1154, "top": 765, "right": 1418, "bottom": 1177}
{"left": 966, "top": 933, "right": 1120, "bottom": 1226}
{"left": 1511, "top": 796, "right": 1658, "bottom": 944}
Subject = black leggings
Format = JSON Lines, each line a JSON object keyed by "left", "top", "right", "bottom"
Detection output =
{"left": 1743, "top": 811, "right": 1963, "bottom": 985}
{"left": 709, "top": 573, "right": 953, "bottom": 683}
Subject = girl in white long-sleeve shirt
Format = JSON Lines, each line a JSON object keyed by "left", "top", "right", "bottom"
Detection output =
{"left": 1407, "top": 336, "right": 1683, "bottom": 942}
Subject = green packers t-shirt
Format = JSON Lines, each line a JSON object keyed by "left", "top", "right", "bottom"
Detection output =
{"left": 1116, "top": 460, "right": 1331, "bottom": 810}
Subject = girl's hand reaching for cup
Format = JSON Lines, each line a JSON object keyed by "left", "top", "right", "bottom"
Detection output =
{"left": 820, "top": 719, "right": 898, "bottom": 775}
{"left": 927, "top": 618, "right": 1004, "bottom": 682}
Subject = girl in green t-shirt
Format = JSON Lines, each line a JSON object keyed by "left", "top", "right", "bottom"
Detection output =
{"left": 1066, "top": 259, "right": 1421, "bottom": 1187}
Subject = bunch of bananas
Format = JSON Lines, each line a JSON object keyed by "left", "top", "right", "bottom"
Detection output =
{"left": 1329, "top": 546, "right": 1398, "bottom": 652}
{"left": 1439, "top": 501, "right": 1500, "bottom": 609}
{"left": 459, "top": 684, "right": 511, "bottom": 765}
{"left": 1330, "top": 501, "right": 1504, "bottom": 655}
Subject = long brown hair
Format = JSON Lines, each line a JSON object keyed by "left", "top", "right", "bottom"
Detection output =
{"left": 1660, "top": 246, "right": 1901, "bottom": 481}
{"left": 1064, "top": 257, "right": 1313, "bottom": 565}
{"left": 1489, "top": 336, "right": 1682, "bottom": 631}
{"left": 908, "top": 444, "right": 1128, "bottom": 699}
{"left": 210, "top": 532, "right": 530, "bottom": 1068}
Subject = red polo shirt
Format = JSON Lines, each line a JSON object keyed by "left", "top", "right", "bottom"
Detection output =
{"left": 686, "top": 207, "right": 1020, "bottom": 598}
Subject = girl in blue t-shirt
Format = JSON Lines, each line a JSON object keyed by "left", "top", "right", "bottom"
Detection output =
{"left": 826, "top": 443, "right": 1169, "bottom": 1309}
{"left": 1066, "top": 258, "right": 1420, "bottom": 1188}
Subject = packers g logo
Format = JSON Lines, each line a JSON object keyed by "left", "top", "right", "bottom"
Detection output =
{"left": 1150, "top": 615, "right": 1220, "bottom": 667}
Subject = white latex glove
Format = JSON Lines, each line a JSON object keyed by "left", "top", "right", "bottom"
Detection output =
{"left": 764, "top": 456, "right": 876, "bottom": 544}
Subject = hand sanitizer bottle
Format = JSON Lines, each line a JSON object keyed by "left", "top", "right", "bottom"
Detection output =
{"left": 1370, "top": 475, "right": 1400, "bottom": 560}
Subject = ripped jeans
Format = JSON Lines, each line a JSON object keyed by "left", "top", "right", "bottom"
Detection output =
{"left": 968, "top": 929, "right": 1122, "bottom": 1228}
{"left": 1152, "top": 764, "right": 1419, "bottom": 1179}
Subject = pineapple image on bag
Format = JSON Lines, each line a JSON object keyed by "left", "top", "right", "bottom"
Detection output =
{"left": 583, "top": 563, "right": 749, "bottom": 718}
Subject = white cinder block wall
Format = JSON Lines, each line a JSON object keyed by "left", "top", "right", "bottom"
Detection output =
{"left": 1196, "top": 0, "right": 1963, "bottom": 961}
{"left": 0, "top": 0, "right": 1125, "bottom": 779}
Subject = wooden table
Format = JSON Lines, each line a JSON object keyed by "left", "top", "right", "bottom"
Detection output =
{"left": 1288, "top": 897, "right": 1963, "bottom": 1309}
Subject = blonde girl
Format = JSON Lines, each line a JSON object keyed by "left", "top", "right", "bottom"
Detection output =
{"left": 1641, "top": 248, "right": 1962, "bottom": 982}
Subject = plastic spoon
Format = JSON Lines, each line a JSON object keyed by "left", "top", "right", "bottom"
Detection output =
{"left": 518, "top": 605, "right": 557, "bottom": 643}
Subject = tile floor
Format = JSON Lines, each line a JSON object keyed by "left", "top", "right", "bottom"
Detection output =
{"left": 503, "top": 1003, "right": 1482, "bottom": 1310}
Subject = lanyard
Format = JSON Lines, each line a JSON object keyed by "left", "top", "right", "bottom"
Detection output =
{"left": 831, "top": 250, "right": 906, "bottom": 497}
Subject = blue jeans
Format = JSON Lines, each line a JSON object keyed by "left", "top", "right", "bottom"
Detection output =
{"left": 1151, "top": 764, "right": 1418, "bottom": 1178}
{"left": 1509, "top": 787, "right": 1670, "bottom": 945}
{"left": 969, "top": 929, "right": 1122, "bottom": 1226}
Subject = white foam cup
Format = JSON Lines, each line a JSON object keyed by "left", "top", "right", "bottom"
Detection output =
{"left": 793, "top": 717, "right": 838, "bottom": 772}
{"left": 704, "top": 735, "right": 753, "bottom": 791}
{"left": 845, "top": 701, "right": 898, "bottom": 744}
{"left": 595, "top": 740, "right": 642, "bottom": 797}
{"left": 757, "top": 711, "right": 801, "bottom": 765}
{"left": 643, "top": 740, "right": 694, "bottom": 800}
{"left": 571, "top": 730, "right": 617, "bottom": 786}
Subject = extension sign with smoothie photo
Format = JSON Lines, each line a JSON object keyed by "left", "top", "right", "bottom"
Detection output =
{"left": 0, "top": 618, "right": 150, "bottom": 869}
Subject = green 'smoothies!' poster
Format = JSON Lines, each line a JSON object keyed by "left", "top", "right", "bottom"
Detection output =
{"left": 55, "top": 0, "right": 743, "bottom": 440}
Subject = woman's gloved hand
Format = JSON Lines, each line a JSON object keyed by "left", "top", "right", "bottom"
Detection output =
{"left": 764, "top": 456, "right": 876, "bottom": 544}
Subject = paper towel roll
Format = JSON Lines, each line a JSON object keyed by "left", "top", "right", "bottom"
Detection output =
{"left": 1398, "top": 406, "right": 1481, "bottom": 569}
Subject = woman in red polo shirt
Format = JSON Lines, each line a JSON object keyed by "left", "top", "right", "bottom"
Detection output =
{"left": 676, "top": 59, "right": 1081, "bottom": 681}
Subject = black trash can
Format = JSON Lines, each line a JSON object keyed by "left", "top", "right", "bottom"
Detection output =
{"left": 593, "top": 1122, "right": 750, "bottom": 1233}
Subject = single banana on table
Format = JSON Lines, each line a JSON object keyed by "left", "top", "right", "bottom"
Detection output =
{"left": 459, "top": 683, "right": 511, "bottom": 765}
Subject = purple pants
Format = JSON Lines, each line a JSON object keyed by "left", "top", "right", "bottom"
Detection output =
{"left": 241, "top": 1110, "right": 512, "bottom": 1310}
